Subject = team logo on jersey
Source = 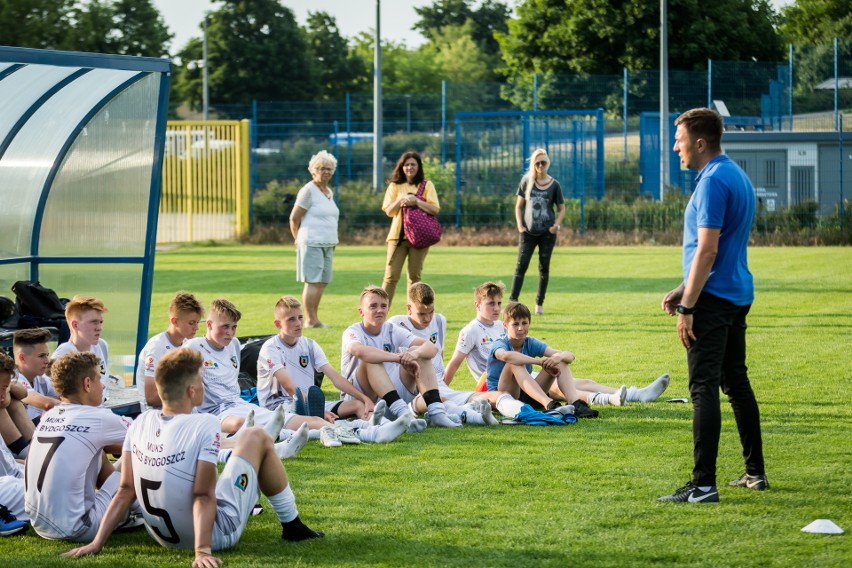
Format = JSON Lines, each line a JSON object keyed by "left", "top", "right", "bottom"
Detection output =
{"left": 120, "top": 417, "right": 132, "bottom": 429}
{"left": 203, "top": 359, "right": 219, "bottom": 369}
{"left": 230, "top": 356, "right": 238, "bottom": 368}
{"left": 267, "top": 358, "right": 275, "bottom": 369}
{"left": 99, "top": 360, "right": 106, "bottom": 375}
{"left": 459, "top": 331, "right": 466, "bottom": 343}
{"left": 299, "top": 355, "right": 309, "bottom": 368}
{"left": 235, "top": 473, "right": 248, "bottom": 492}
{"left": 383, "top": 343, "right": 392, "bottom": 352}
{"left": 429, "top": 332, "right": 438, "bottom": 344}
{"left": 145, "top": 356, "right": 155, "bottom": 370}
{"left": 213, "top": 432, "right": 221, "bottom": 450}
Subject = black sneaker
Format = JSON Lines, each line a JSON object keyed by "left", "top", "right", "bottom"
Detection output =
{"left": 546, "top": 400, "right": 562, "bottom": 411}
{"left": 0, "top": 505, "right": 27, "bottom": 536}
{"left": 729, "top": 472, "right": 770, "bottom": 491}
{"left": 281, "top": 516, "right": 325, "bottom": 541}
{"left": 657, "top": 482, "right": 719, "bottom": 503}
{"left": 571, "top": 400, "right": 599, "bottom": 419}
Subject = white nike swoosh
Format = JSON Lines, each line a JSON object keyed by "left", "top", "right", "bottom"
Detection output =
{"left": 688, "top": 491, "right": 718, "bottom": 502}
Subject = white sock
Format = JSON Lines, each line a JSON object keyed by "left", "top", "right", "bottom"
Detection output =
{"left": 347, "top": 419, "right": 371, "bottom": 430}
{"left": 426, "top": 401, "right": 448, "bottom": 416}
{"left": 388, "top": 399, "right": 408, "bottom": 419}
{"left": 266, "top": 485, "right": 298, "bottom": 523}
{"left": 275, "top": 423, "right": 309, "bottom": 459}
{"left": 444, "top": 401, "right": 465, "bottom": 414}
{"left": 263, "top": 405, "right": 286, "bottom": 442}
{"left": 463, "top": 407, "right": 486, "bottom": 425}
{"left": 635, "top": 373, "right": 671, "bottom": 402}
{"left": 374, "top": 412, "right": 410, "bottom": 443}
{"left": 626, "top": 386, "right": 640, "bottom": 402}
{"left": 590, "top": 392, "right": 612, "bottom": 405}
{"left": 496, "top": 394, "right": 524, "bottom": 418}
{"left": 307, "top": 428, "right": 322, "bottom": 440}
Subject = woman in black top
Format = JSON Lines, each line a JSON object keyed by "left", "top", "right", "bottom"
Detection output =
{"left": 510, "top": 148, "right": 566, "bottom": 315}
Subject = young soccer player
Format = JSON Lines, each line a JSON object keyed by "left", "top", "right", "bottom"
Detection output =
{"left": 388, "top": 283, "right": 499, "bottom": 426}
{"left": 135, "top": 291, "right": 204, "bottom": 410}
{"left": 52, "top": 295, "right": 111, "bottom": 400}
{"left": 257, "top": 295, "right": 375, "bottom": 420}
{"left": 24, "top": 352, "right": 140, "bottom": 541}
{"left": 0, "top": 352, "right": 28, "bottom": 530}
{"left": 11, "top": 328, "right": 60, "bottom": 424}
{"left": 342, "top": 285, "right": 459, "bottom": 428}
{"left": 63, "top": 348, "right": 324, "bottom": 565}
{"left": 187, "top": 299, "right": 408, "bottom": 449}
{"left": 0, "top": 364, "right": 34, "bottom": 458}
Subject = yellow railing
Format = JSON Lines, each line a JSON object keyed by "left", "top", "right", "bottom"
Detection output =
{"left": 158, "top": 119, "right": 250, "bottom": 243}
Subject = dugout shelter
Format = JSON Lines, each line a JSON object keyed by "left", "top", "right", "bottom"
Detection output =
{"left": 0, "top": 46, "right": 170, "bottom": 381}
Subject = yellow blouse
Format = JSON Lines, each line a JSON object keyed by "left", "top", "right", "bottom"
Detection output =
{"left": 381, "top": 180, "right": 440, "bottom": 242}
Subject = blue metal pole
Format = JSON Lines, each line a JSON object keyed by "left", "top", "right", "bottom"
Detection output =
{"left": 707, "top": 59, "right": 712, "bottom": 109}
{"left": 623, "top": 67, "right": 628, "bottom": 162}
{"left": 346, "top": 92, "right": 351, "bottom": 183}
{"left": 840, "top": 114, "right": 844, "bottom": 227}
{"left": 455, "top": 116, "right": 461, "bottom": 229}
{"left": 533, "top": 72, "right": 538, "bottom": 112}
{"left": 441, "top": 80, "right": 447, "bottom": 167}
{"left": 834, "top": 37, "right": 839, "bottom": 131}
{"left": 595, "top": 108, "right": 604, "bottom": 198}
{"left": 788, "top": 43, "right": 793, "bottom": 131}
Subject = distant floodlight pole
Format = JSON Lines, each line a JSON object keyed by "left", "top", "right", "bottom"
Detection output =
{"left": 373, "top": 0, "right": 383, "bottom": 193}
{"left": 203, "top": 13, "right": 209, "bottom": 121}
{"left": 659, "top": 0, "right": 669, "bottom": 201}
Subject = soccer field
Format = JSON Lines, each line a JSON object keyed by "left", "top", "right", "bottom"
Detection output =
{"left": 5, "top": 245, "right": 850, "bottom": 567}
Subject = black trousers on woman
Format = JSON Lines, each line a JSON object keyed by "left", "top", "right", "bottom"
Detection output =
{"left": 509, "top": 231, "right": 556, "bottom": 306}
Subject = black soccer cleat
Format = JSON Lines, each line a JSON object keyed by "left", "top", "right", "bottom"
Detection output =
{"left": 729, "top": 472, "right": 770, "bottom": 491}
{"left": 281, "top": 516, "right": 325, "bottom": 541}
{"left": 571, "top": 399, "right": 599, "bottom": 419}
{"left": 657, "top": 482, "right": 719, "bottom": 503}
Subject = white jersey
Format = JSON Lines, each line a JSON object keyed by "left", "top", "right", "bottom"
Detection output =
{"left": 135, "top": 331, "right": 183, "bottom": 411}
{"left": 14, "top": 370, "right": 57, "bottom": 420}
{"left": 340, "top": 322, "right": 418, "bottom": 379}
{"left": 257, "top": 335, "right": 329, "bottom": 409}
{"left": 455, "top": 318, "right": 506, "bottom": 379}
{"left": 0, "top": 437, "right": 23, "bottom": 478}
{"left": 53, "top": 340, "right": 111, "bottom": 400}
{"left": 388, "top": 314, "right": 447, "bottom": 380}
{"left": 125, "top": 410, "right": 221, "bottom": 550}
{"left": 184, "top": 337, "right": 242, "bottom": 415}
{"left": 25, "top": 403, "right": 131, "bottom": 540}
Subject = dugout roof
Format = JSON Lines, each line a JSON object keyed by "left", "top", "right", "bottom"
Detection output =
{"left": 0, "top": 46, "right": 170, "bottom": 380}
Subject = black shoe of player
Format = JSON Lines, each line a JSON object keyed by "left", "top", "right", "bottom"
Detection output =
{"left": 281, "top": 516, "right": 325, "bottom": 541}
{"left": 657, "top": 482, "right": 719, "bottom": 503}
{"left": 571, "top": 400, "right": 599, "bottom": 418}
{"left": 729, "top": 472, "right": 770, "bottom": 491}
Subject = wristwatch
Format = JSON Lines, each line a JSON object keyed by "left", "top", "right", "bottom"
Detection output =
{"left": 676, "top": 304, "right": 696, "bottom": 315}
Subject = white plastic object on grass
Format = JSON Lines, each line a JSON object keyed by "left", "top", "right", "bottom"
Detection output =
{"left": 801, "top": 519, "right": 844, "bottom": 534}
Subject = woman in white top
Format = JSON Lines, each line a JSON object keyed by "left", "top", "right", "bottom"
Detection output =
{"left": 289, "top": 150, "right": 340, "bottom": 328}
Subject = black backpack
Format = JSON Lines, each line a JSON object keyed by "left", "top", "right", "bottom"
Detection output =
{"left": 12, "top": 281, "right": 66, "bottom": 320}
{"left": 0, "top": 296, "right": 17, "bottom": 329}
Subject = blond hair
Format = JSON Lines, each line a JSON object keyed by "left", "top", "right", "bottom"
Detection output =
{"left": 524, "top": 148, "right": 549, "bottom": 201}
{"left": 65, "top": 295, "right": 107, "bottom": 323}
{"left": 360, "top": 285, "right": 389, "bottom": 304}
{"left": 274, "top": 295, "right": 302, "bottom": 318}
{"left": 51, "top": 352, "right": 100, "bottom": 397}
{"left": 155, "top": 349, "right": 202, "bottom": 403}
{"left": 408, "top": 282, "right": 435, "bottom": 305}
{"left": 169, "top": 291, "right": 203, "bottom": 318}
{"left": 208, "top": 298, "right": 241, "bottom": 322}
{"left": 474, "top": 281, "right": 505, "bottom": 303}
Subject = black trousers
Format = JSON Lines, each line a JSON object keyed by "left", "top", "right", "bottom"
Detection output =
{"left": 509, "top": 231, "right": 557, "bottom": 306}
{"left": 688, "top": 292, "right": 765, "bottom": 486}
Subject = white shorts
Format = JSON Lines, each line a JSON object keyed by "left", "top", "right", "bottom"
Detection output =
{"left": 32, "top": 470, "right": 122, "bottom": 542}
{"left": 219, "top": 400, "right": 300, "bottom": 431}
{"left": 0, "top": 475, "right": 26, "bottom": 521}
{"left": 438, "top": 383, "right": 474, "bottom": 407}
{"left": 211, "top": 456, "right": 259, "bottom": 551}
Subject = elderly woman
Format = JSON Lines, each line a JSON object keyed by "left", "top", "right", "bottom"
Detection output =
{"left": 510, "top": 148, "right": 565, "bottom": 315}
{"left": 289, "top": 150, "right": 339, "bottom": 328}
{"left": 381, "top": 151, "right": 439, "bottom": 306}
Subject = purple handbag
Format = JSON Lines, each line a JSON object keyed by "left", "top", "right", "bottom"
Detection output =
{"left": 403, "top": 181, "right": 442, "bottom": 248}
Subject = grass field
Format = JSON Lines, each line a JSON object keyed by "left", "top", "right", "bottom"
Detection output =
{"left": 3, "top": 245, "right": 850, "bottom": 567}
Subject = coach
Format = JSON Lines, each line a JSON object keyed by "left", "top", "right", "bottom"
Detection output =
{"left": 658, "top": 108, "right": 767, "bottom": 503}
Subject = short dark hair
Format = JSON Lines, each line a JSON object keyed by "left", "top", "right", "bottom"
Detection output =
{"left": 51, "top": 352, "right": 100, "bottom": 397}
{"left": 155, "top": 349, "right": 202, "bottom": 403}
{"left": 0, "top": 351, "right": 14, "bottom": 375}
{"left": 503, "top": 302, "right": 532, "bottom": 323}
{"left": 13, "top": 328, "right": 53, "bottom": 352}
{"left": 675, "top": 108, "right": 723, "bottom": 151}
{"left": 408, "top": 282, "right": 434, "bottom": 305}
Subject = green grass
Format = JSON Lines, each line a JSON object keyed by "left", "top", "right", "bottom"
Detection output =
{"left": 3, "top": 245, "right": 851, "bottom": 567}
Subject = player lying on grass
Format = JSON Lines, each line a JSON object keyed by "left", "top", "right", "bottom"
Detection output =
{"left": 187, "top": 298, "right": 408, "bottom": 449}
{"left": 341, "top": 286, "right": 458, "bottom": 428}
{"left": 25, "top": 352, "right": 140, "bottom": 542}
{"left": 63, "top": 348, "right": 324, "bottom": 567}
{"left": 136, "top": 291, "right": 205, "bottom": 411}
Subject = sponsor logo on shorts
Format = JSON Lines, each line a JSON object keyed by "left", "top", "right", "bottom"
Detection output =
{"left": 299, "top": 355, "right": 309, "bottom": 368}
{"left": 230, "top": 356, "right": 238, "bottom": 368}
{"left": 235, "top": 473, "right": 248, "bottom": 492}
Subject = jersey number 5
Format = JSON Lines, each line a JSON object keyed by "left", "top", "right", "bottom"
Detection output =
{"left": 140, "top": 477, "right": 181, "bottom": 544}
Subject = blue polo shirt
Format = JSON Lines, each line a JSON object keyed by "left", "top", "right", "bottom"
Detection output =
{"left": 683, "top": 154, "right": 755, "bottom": 306}
{"left": 485, "top": 335, "right": 548, "bottom": 391}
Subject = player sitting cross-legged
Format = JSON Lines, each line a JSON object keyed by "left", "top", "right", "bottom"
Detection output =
{"left": 63, "top": 348, "right": 323, "bottom": 567}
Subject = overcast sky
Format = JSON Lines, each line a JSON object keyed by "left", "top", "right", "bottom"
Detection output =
{"left": 153, "top": 0, "right": 796, "bottom": 55}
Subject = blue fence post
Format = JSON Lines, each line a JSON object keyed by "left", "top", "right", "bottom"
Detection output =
{"left": 346, "top": 92, "right": 351, "bottom": 183}
{"left": 623, "top": 67, "right": 628, "bottom": 162}
{"left": 533, "top": 72, "right": 538, "bottom": 112}
{"left": 441, "top": 80, "right": 447, "bottom": 167}
{"left": 332, "top": 120, "right": 340, "bottom": 207}
{"left": 707, "top": 59, "right": 712, "bottom": 109}
{"left": 840, "top": 114, "right": 844, "bottom": 227}
{"left": 788, "top": 44, "right": 793, "bottom": 131}
{"left": 522, "top": 113, "right": 530, "bottom": 172}
{"left": 455, "top": 116, "right": 461, "bottom": 229}
{"left": 834, "top": 37, "right": 839, "bottom": 131}
{"left": 595, "top": 108, "right": 604, "bottom": 199}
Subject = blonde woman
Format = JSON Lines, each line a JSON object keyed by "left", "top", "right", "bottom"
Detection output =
{"left": 380, "top": 151, "right": 439, "bottom": 306}
{"left": 509, "top": 149, "right": 565, "bottom": 315}
{"left": 289, "top": 150, "right": 339, "bottom": 328}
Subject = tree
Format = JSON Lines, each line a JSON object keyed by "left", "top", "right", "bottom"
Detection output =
{"left": 305, "top": 11, "right": 370, "bottom": 99}
{"left": 0, "top": 0, "right": 76, "bottom": 49}
{"left": 109, "top": 0, "right": 172, "bottom": 57}
{"left": 413, "top": 0, "right": 510, "bottom": 55}
{"left": 497, "top": 0, "right": 784, "bottom": 77}
{"left": 172, "top": 0, "right": 318, "bottom": 109}
{"left": 778, "top": 0, "right": 852, "bottom": 44}
{"left": 422, "top": 21, "right": 498, "bottom": 83}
